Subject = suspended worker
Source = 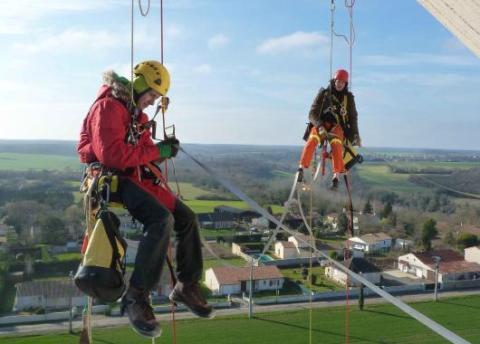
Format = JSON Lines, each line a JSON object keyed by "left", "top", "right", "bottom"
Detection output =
{"left": 298, "top": 68, "right": 361, "bottom": 189}
{"left": 77, "top": 60, "right": 214, "bottom": 338}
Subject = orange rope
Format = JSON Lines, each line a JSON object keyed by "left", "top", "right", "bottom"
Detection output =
{"left": 168, "top": 243, "right": 177, "bottom": 344}
{"left": 344, "top": 248, "right": 350, "bottom": 344}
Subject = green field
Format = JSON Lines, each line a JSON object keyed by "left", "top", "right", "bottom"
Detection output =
{"left": 388, "top": 161, "right": 480, "bottom": 170}
{"left": 2, "top": 295, "right": 480, "bottom": 343}
{"left": 185, "top": 199, "right": 283, "bottom": 214}
{"left": 0, "top": 153, "right": 80, "bottom": 171}
{"left": 168, "top": 182, "right": 217, "bottom": 199}
{"left": 356, "top": 163, "right": 426, "bottom": 194}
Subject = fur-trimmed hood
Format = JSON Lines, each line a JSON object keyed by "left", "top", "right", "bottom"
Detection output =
{"left": 101, "top": 70, "right": 132, "bottom": 106}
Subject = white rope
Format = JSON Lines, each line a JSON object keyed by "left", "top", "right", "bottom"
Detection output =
{"left": 179, "top": 146, "right": 470, "bottom": 344}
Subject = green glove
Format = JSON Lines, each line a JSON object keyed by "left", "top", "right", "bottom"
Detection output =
{"left": 156, "top": 141, "right": 173, "bottom": 158}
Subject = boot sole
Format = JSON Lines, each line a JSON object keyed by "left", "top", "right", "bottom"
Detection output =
{"left": 169, "top": 293, "right": 216, "bottom": 319}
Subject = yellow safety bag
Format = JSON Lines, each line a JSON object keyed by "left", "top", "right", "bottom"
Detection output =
{"left": 343, "top": 140, "right": 364, "bottom": 171}
{"left": 74, "top": 210, "right": 127, "bottom": 302}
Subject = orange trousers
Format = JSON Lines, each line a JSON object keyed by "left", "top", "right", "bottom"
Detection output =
{"left": 299, "top": 125, "right": 345, "bottom": 174}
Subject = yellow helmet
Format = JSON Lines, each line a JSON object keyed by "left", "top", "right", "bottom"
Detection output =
{"left": 133, "top": 60, "right": 170, "bottom": 96}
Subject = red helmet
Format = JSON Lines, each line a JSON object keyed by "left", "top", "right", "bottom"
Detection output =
{"left": 334, "top": 69, "right": 349, "bottom": 82}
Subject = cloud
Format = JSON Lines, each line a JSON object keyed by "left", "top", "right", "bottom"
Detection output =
{"left": 257, "top": 31, "right": 328, "bottom": 54}
{"left": 192, "top": 64, "right": 212, "bottom": 75}
{"left": 208, "top": 33, "right": 229, "bottom": 49}
{"left": 359, "top": 53, "right": 478, "bottom": 67}
{"left": 13, "top": 29, "right": 124, "bottom": 54}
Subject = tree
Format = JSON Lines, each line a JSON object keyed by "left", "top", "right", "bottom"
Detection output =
{"left": 363, "top": 199, "right": 373, "bottom": 215}
{"left": 421, "top": 218, "right": 438, "bottom": 251}
{"left": 337, "top": 213, "right": 349, "bottom": 235}
{"left": 39, "top": 215, "right": 68, "bottom": 245}
{"left": 403, "top": 222, "right": 415, "bottom": 236}
{"left": 443, "top": 231, "right": 456, "bottom": 247}
{"left": 457, "top": 232, "right": 479, "bottom": 249}
{"left": 380, "top": 202, "right": 393, "bottom": 219}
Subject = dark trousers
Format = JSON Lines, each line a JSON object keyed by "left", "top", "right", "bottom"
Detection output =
{"left": 119, "top": 179, "right": 203, "bottom": 291}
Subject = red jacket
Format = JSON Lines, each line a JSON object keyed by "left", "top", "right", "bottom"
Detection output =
{"left": 78, "top": 85, "right": 176, "bottom": 211}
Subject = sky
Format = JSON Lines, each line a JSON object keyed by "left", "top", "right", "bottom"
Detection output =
{"left": 1, "top": 0, "right": 479, "bottom": 150}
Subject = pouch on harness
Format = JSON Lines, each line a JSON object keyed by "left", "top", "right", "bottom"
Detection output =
{"left": 74, "top": 209, "right": 127, "bottom": 302}
{"left": 74, "top": 164, "right": 127, "bottom": 302}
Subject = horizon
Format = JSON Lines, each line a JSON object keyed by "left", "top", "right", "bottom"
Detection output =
{"left": 1, "top": 138, "right": 480, "bottom": 154}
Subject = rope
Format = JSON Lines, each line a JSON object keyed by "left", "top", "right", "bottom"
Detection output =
{"left": 130, "top": 0, "right": 135, "bottom": 106}
{"left": 344, "top": 248, "right": 350, "bottom": 344}
{"left": 179, "top": 146, "right": 470, "bottom": 344}
{"left": 161, "top": 0, "right": 164, "bottom": 64}
{"left": 138, "top": 0, "right": 151, "bottom": 16}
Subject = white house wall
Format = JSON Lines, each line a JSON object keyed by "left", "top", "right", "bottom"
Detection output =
{"left": 465, "top": 247, "right": 480, "bottom": 264}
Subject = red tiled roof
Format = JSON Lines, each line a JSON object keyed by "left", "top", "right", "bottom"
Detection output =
{"left": 413, "top": 249, "right": 480, "bottom": 274}
{"left": 210, "top": 266, "right": 283, "bottom": 285}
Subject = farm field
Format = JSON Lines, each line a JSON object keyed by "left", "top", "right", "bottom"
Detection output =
{"left": 356, "top": 163, "right": 421, "bottom": 194}
{"left": 185, "top": 199, "right": 283, "bottom": 214}
{"left": 2, "top": 295, "right": 480, "bottom": 343}
{"left": 0, "top": 153, "right": 80, "bottom": 171}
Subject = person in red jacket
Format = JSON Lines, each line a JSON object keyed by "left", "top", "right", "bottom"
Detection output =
{"left": 298, "top": 69, "right": 361, "bottom": 189}
{"left": 78, "top": 60, "right": 213, "bottom": 338}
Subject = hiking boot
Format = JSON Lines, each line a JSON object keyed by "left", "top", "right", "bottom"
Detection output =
{"left": 330, "top": 176, "right": 339, "bottom": 190}
{"left": 121, "top": 286, "right": 161, "bottom": 338}
{"left": 169, "top": 281, "right": 215, "bottom": 318}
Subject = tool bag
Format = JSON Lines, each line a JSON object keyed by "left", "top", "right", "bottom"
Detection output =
{"left": 74, "top": 209, "right": 127, "bottom": 302}
{"left": 343, "top": 140, "right": 363, "bottom": 170}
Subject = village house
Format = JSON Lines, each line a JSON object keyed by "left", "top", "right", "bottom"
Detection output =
{"left": 13, "top": 280, "right": 85, "bottom": 312}
{"left": 325, "top": 257, "right": 381, "bottom": 287}
{"left": 204, "top": 265, "right": 284, "bottom": 296}
{"left": 398, "top": 249, "right": 480, "bottom": 282}
{"left": 464, "top": 246, "right": 480, "bottom": 264}
{"left": 346, "top": 232, "right": 392, "bottom": 253}
{"left": 274, "top": 241, "right": 298, "bottom": 259}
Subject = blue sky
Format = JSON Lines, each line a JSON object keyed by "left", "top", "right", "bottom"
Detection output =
{"left": 1, "top": 0, "right": 479, "bottom": 149}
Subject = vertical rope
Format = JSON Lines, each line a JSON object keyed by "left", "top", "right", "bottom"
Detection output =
{"left": 130, "top": 0, "right": 135, "bottom": 106}
{"left": 344, "top": 248, "right": 350, "bottom": 344}
{"left": 161, "top": 0, "right": 164, "bottom": 64}
{"left": 169, "top": 243, "right": 177, "bottom": 344}
{"left": 308, "top": 163, "right": 314, "bottom": 344}
{"left": 329, "top": 0, "right": 335, "bottom": 79}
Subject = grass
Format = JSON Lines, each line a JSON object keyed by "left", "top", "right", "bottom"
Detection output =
{"left": 2, "top": 295, "right": 480, "bottom": 343}
{"left": 280, "top": 266, "right": 344, "bottom": 292}
{"left": 356, "top": 163, "right": 425, "bottom": 194}
{"left": 185, "top": 199, "right": 283, "bottom": 214}
{"left": 200, "top": 228, "right": 236, "bottom": 238}
{"left": 0, "top": 153, "right": 80, "bottom": 171}
{"left": 168, "top": 182, "right": 217, "bottom": 199}
{"left": 54, "top": 252, "right": 82, "bottom": 262}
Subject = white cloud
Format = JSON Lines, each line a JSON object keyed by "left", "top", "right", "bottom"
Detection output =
{"left": 208, "top": 33, "right": 229, "bottom": 49}
{"left": 257, "top": 31, "right": 328, "bottom": 54}
{"left": 13, "top": 29, "right": 124, "bottom": 54}
{"left": 193, "top": 64, "right": 212, "bottom": 75}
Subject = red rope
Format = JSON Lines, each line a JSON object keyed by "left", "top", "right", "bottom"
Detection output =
{"left": 344, "top": 248, "right": 350, "bottom": 344}
{"left": 168, "top": 243, "right": 177, "bottom": 344}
